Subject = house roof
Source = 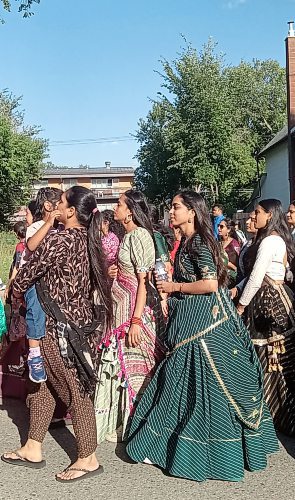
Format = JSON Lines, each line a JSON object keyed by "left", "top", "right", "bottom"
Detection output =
{"left": 43, "top": 166, "right": 135, "bottom": 179}
{"left": 258, "top": 125, "right": 288, "bottom": 157}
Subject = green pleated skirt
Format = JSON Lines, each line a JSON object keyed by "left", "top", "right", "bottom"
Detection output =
{"left": 126, "top": 289, "right": 279, "bottom": 482}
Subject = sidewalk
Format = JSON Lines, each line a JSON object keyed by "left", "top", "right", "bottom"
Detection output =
{"left": 0, "top": 398, "right": 295, "bottom": 500}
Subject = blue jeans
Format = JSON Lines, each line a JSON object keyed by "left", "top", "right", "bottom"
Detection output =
{"left": 24, "top": 285, "right": 46, "bottom": 341}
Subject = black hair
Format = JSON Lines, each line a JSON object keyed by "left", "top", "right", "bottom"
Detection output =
{"left": 100, "top": 209, "right": 125, "bottom": 241}
{"left": 34, "top": 187, "right": 63, "bottom": 222}
{"left": 13, "top": 220, "right": 27, "bottom": 239}
{"left": 149, "top": 204, "right": 175, "bottom": 252}
{"left": 27, "top": 199, "right": 37, "bottom": 217}
{"left": 65, "top": 186, "right": 112, "bottom": 329}
{"left": 244, "top": 199, "right": 295, "bottom": 274}
{"left": 220, "top": 217, "right": 239, "bottom": 241}
{"left": 177, "top": 190, "right": 227, "bottom": 287}
{"left": 212, "top": 203, "right": 223, "bottom": 212}
{"left": 124, "top": 189, "right": 154, "bottom": 239}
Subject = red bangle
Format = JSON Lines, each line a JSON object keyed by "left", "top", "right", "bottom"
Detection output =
{"left": 131, "top": 316, "right": 142, "bottom": 326}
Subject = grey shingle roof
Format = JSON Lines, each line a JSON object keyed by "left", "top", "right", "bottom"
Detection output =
{"left": 43, "top": 166, "right": 135, "bottom": 177}
{"left": 258, "top": 125, "right": 288, "bottom": 157}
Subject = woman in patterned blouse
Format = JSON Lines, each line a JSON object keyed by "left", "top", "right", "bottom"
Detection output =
{"left": 94, "top": 189, "right": 165, "bottom": 444}
{"left": 1, "top": 187, "right": 112, "bottom": 483}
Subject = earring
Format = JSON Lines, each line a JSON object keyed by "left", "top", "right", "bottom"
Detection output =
{"left": 124, "top": 214, "right": 132, "bottom": 224}
{"left": 188, "top": 218, "right": 192, "bottom": 223}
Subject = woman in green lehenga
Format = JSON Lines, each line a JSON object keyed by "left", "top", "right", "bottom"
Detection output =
{"left": 127, "top": 190, "right": 278, "bottom": 482}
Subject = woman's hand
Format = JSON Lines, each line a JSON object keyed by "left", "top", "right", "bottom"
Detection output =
{"left": 156, "top": 278, "right": 175, "bottom": 294}
{"left": 161, "top": 299, "right": 169, "bottom": 318}
{"left": 108, "top": 265, "right": 118, "bottom": 280}
{"left": 48, "top": 209, "right": 61, "bottom": 226}
{"left": 230, "top": 287, "right": 238, "bottom": 300}
{"left": 236, "top": 304, "right": 245, "bottom": 316}
{"left": 227, "top": 262, "right": 237, "bottom": 272}
{"left": 128, "top": 324, "right": 141, "bottom": 347}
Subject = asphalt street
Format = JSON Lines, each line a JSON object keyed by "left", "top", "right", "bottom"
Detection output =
{"left": 0, "top": 398, "right": 295, "bottom": 500}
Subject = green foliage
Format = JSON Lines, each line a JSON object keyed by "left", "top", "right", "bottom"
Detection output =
{"left": 1, "top": 0, "right": 39, "bottom": 22}
{"left": 1, "top": 0, "right": 39, "bottom": 15}
{"left": 0, "top": 231, "right": 16, "bottom": 283}
{"left": 0, "top": 90, "right": 47, "bottom": 228}
{"left": 135, "top": 40, "right": 287, "bottom": 212}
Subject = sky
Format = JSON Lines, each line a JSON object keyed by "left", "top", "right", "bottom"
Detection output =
{"left": 0, "top": 0, "right": 294, "bottom": 167}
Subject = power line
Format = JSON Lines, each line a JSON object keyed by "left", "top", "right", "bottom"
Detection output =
{"left": 49, "top": 135, "right": 137, "bottom": 147}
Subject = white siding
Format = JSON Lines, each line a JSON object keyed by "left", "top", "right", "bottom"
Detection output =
{"left": 258, "top": 141, "right": 290, "bottom": 210}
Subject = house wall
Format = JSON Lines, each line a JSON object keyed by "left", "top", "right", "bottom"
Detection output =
{"left": 34, "top": 175, "right": 133, "bottom": 195}
{"left": 32, "top": 172, "right": 133, "bottom": 201}
{"left": 258, "top": 142, "right": 290, "bottom": 210}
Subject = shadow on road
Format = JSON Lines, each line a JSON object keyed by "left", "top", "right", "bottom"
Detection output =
{"left": 115, "top": 442, "right": 137, "bottom": 464}
{"left": 278, "top": 432, "right": 295, "bottom": 460}
{"left": 0, "top": 398, "right": 29, "bottom": 445}
{"left": 0, "top": 397, "right": 77, "bottom": 462}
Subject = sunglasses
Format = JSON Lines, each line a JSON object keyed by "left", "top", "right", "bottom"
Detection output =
{"left": 218, "top": 224, "right": 226, "bottom": 228}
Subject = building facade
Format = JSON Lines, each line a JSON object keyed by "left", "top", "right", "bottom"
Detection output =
{"left": 33, "top": 162, "right": 135, "bottom": 210}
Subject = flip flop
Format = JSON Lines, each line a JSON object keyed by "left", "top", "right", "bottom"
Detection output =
{"left": 1, "top": 451, "right": 46, "bottom": 469}
{"left": 55, "top": 465, "right": 104, "bottom": 483}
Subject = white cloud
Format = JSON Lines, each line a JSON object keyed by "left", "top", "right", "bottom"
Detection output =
{"left": 225, "top": 0, "right": 247, "bottom": 9}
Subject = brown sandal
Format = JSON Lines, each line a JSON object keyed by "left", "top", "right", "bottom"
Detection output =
{"left": 55, "top": 465, "right": 104, "bottom": 483}
{"left": 1, "top": 450, "right": 46, "bottom": 469}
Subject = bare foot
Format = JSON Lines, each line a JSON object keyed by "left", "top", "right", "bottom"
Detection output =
{"left": 56, "top": 454, "right": 99, "bottom": 481}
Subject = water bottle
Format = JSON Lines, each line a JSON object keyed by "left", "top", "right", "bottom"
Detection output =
{"left": 154, "top": 258, "right": 168, "bottom": 281}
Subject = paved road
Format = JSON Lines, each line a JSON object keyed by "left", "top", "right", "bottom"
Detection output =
{"left": 0, "top": 398, "right": 295, "bottom": 500}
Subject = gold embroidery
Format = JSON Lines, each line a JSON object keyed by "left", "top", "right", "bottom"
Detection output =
{"left": 200, "top": 339, "right": 263, "bottom": 431}
{"left": 212, "top": 305, "right": 219, "bottom": 320}
{"left": 166, "top": 292, "right": 228, "bottom": 357}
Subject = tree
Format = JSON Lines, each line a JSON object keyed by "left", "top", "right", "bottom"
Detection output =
{"left": 0, "top": 90, "right": 47, "bottom": 228}
{"left": 1, "top": 0, "right": 39, "bottom": 21}
{"left": 134, "top": 101, "right": 183, "bottom": 204}
{"left": 135, "top": 40, "right": 287, "bottom": 212}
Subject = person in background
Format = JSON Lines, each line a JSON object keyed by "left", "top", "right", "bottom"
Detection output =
{"left": 218, "top": 217, "right": 240, "bottom": 287}
{"left": 150, "top": 205, "right": 175, "bottom": 270}
{"left": 231, "top": 211, "right": 257, "bottom": 300}
{"left": 233, "top": 220, "right": 247, "bottom": 246}
{"left": 169, "top": 226, "right": 181, "bottom": 269}
{"left": 99, "top": 209, "right": 125, "bottom": 268}
{"left": 94, "top": 190, "right": 165, "bottom": 444}
{"left": 21, "top": 187, "right": 63, "bottom": 384}
{"left": 287, "top": 201, "right": 295, "bottom": 240}
{"left": 212, "top": 203, "right": 225, "bottom": 239}
{"left": 237, "top": 199, "right": 295, "bottom": 435}
{"left": 127, "top": 190, "right": 278, "bottom": 482}
{"left": 0, "top": 294, "right": 7, "bottom": 344}
{"left": 6, "top": 221, "right": 27, "bottom": 342}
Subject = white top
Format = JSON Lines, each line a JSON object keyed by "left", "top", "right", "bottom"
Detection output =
{"left": 19, "top": 220, "right": 46, "bottom": 268}
{"left": 240, "top": 235, "right": 286, "bottom": 306}
{"left": 25, "top": 220, "right": 45, "bottom": 242}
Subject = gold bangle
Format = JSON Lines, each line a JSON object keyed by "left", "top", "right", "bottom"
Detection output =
{"left": 179, "top": 283, "right": 183, "bottom": 293}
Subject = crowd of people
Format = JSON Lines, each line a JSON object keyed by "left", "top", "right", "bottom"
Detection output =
{"left": 0, "top": 186, "right": 295, "bottom": 484}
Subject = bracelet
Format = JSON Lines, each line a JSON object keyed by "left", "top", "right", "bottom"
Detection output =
{"left": 179, "top": 283, "right": 183, "bottom": 293}
{"left": 131, "top": 316, "right": 142, "bottom": 326}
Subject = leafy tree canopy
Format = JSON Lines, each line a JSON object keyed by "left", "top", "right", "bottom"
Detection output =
{"left": 1, "top": 0, "right": 39, "bottom": 21}
{"left": 134, "top": 39, "right": 287, "bottom": 212}
{"left": 0, "top": 90, "right": 47, "bottom": 228}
